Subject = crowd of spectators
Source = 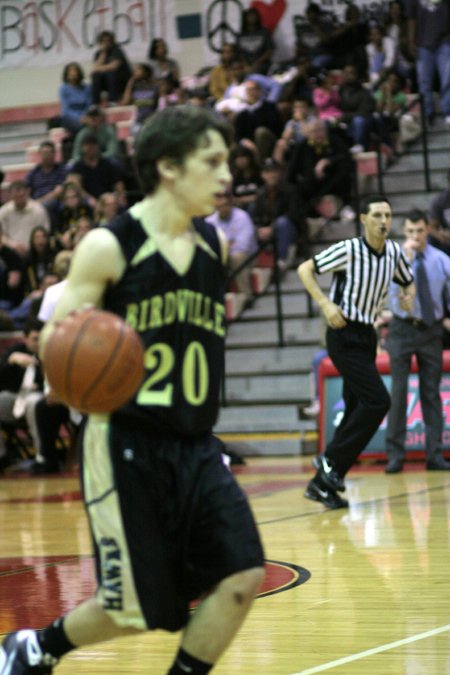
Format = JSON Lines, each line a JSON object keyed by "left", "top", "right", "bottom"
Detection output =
{"left": 0, "top": 2, "right": 449, "bottom": 470}
{"left": 2, "top": 1, "right": 448, "bottom": 328}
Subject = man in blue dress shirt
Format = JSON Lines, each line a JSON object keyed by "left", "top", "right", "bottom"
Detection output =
{"left": 386, "top": 209, "right": 450, "bottom": 473}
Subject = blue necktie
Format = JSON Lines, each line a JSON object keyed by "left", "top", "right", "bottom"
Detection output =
{"left": 415, "top": 252, "right": 434, "bottom": 326}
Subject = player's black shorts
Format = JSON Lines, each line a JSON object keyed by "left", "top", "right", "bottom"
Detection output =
{"left": 81, "top": 415, "right": 264, "bottom": 632}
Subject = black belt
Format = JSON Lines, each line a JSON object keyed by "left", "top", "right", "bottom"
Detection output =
{"left": 394, "top": 316, "right": 429, "bottom": 329}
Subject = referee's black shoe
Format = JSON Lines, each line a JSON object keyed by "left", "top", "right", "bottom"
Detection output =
{"left": 312, "top": 454, "right": 346, "bottom": 492}
{"left": 305, "top": 479, "right": 349, "bottom": 510}
{"left": 0, "top": 630, "right": 57, "bottom": 674}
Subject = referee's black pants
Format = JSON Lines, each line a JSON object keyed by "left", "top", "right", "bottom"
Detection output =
{"left": 325, "top": 322, "right": 391, "bottom": 478}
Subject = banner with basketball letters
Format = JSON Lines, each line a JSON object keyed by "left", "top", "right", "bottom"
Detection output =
{"left": 0, "top": 0, "right": 391, "bottom": 70}
{"left": 202, "top": 0, "right": 391, "bottom": 65}
{"left": 0, "top": 0, "right": 175, "bottom": 68}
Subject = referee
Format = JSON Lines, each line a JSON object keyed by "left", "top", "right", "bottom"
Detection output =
{"left": 298, "top": 195, "right": 415, "bottom": 509}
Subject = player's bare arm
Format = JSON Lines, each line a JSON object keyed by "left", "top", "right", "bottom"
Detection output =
{"left": 39, "top": 228, "right": 126, "bottom": 358}
{"left": 298, "top": 258, "right": 347, "bottom": 329}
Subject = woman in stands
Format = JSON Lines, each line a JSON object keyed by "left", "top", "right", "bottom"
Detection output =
{"left": 229, "top": 144, "right": 263, "bottom": 212}
{"left": 121, "top": 63, "right": 159, "bottom": 135}
{"left": 53, "top": 182, "right": 93, "bottom": 250}
{"left": 59, "top": 62, "right": 92, "bottom": 134}
{"left": 23, "top": 226, "right": 56, "bottom": 295}
{"left": 147, "top": 38, "right": 180, "bottom": 81}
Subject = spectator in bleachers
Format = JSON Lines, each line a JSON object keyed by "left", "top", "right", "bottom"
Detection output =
{"left": 214, "top": 58, "right": 249, "bottom": 119}
{"left": 286, "top": 117, "right": 353, "bottom": 221}
{"left": 30, "top": 393, "right": 72, "bottom": 474}
{"left": 208, "top": 43, "right": 238, "bottom": 102}
{"left": 328, "top": 3, "right": 369, "bottom": 76}
{"left": 27, "top": 250, "right": 76, "bottom": 474}
{"left": 70, "top": 135, "right": 125, "bottom": 207}
{"left": 0, "top": 181, "right": 49, "bottom": 258}
{"left": 53, "top": 181, "right": 93, "bottom": 249}
{"left": 236, "top": 7, "right": 274, "bottom": 75}
{"left": 249, "top": 158, "right": 303, "bottom": 271}
{"left": 23, "top": 226, "right": 55, "bottom": 295}
{"left": 156, "top": 73, "right": 184, "bottom": 110}
{"left": 59, "top": 62, "right": 92, "bottom": 134}
{"left": 206, "top": 191, "right": 258, "bottom": 305}
{"left": 91, "top": 30, "right": 131, "bottom": 104}
{"left": 406, "top": 0, "right": 450, "bottom": 127}
{"left": 186, "top": 89, "right": 210, "bottom": 108}
{"left": 366, "top": 23, "right": 396, "bottom": 86}
{"left": 273, "top": 96, "right": 315, "bottom": 164}
{"left": 234, "top": 78, "right": 284, "bottom": 162}
{"left": 385, "top": 0, "right": 415, "bottom": 86}
{"left": 5, "top": 248, "right": 72, "bottom": 331}
{"left": 280, "top": 54, "right": 316, "bottom": 105}
{"left": 373, "top": 71, "right": 409, "bottom": 150}
{"left": 148, "top": 38, "right": 180, "bottom": 81}
{"left": 71, "top": 105, "right": 119, "bottom": 161}
{"left": 57, "top": 214, "right": 95, "bottom": 252}
{"left": 95, "top": 192, "right": 119, "bottom": 226}
{"left": 0, "top": 228, "right": 24, "bottom": 312}
{"left": 338, "top": 64, "right": 376, "bottom": 151}
{"left": 25, "top": 141, "right": 67, "bottom": 224}
{"left": 295, "top": 2, "right": 334, "bottom": 70}
{"left": 428, "top": 169, "right": 450, "bottom": 255}
{"left": 312, "top": 70, "right": 342, "bottom": 122}
{"left": 229, "top": 144, "right": 263, "bottom": 211}
{"left": 0, "top": 317, "right": 44, "bottom": 468}
{"left": 120, "top": 63, "right": 158, "bottom": 134}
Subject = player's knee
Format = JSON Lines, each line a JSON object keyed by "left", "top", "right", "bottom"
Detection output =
{"left": 221, "top": 567, "right": 265, "bottom": 606}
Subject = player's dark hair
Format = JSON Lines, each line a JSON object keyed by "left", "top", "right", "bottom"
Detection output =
{"left": 405, "top": 208, "right": 428, "bottom": 224}
{"left": 134, "top": 106, "right": 232, "bottom": 195}
{"left": 360, "top": 194, "right": 391, "bottom": 214}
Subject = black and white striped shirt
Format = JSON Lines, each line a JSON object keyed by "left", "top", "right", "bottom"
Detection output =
{"left": 314, "top": 237, "right": 413, "bottom": 324}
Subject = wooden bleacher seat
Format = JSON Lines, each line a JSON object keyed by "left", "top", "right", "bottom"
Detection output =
{"left": 0, "top": 102, "right": 59, "bottom": 125}
{"left": 104, "top": 105, "right": 135, "bottom": 125}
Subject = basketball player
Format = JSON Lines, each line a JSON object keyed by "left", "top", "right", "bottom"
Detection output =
{"left": 0, "top": 106, "right": 265, "bottom": 674}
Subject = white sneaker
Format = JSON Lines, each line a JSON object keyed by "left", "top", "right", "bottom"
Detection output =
{"left": 445, "top": 115, "right": 450, "bottom": 126}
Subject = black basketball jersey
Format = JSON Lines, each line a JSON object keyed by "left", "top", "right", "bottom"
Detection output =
{"left": 103, "top": 212, "right": 226, "bottom": 435}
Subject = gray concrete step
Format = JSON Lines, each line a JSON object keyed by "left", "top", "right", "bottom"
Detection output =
{"left": 217, "top": 437, "right": 308, "bottom": 457}
{"left": 225, "top": 345, "right": 319, "bottom": 375}
{"left": 0, "top": 121, "right": 47, "bottom": 138}
{"left": 215, "top": 404, "right": 308, "bottom": 432}
{"left": 223, "top": 372, "right": 311, "bottom": 404}
{"left": 226, "top": 316, "right": 323, "bottom": 348}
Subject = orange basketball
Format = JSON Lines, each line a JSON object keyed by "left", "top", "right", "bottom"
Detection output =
{"left": 42, "top": 308, "right": 145, "bottom": 414}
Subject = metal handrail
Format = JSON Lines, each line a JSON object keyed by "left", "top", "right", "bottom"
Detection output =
{"left": 225, "top": 237, "right": 285, "bottom": 347}
{"left": 368, "top": 93, "right": 430, "bottom": 194}
{"left": 220, "top": 237, "right": 285, "bottom": 407}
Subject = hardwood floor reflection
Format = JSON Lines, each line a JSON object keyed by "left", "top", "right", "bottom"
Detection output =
{"left": 1, "top": 457, "right": 449, "bottom": 674}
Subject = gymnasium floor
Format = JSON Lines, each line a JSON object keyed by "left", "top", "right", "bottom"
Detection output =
{"left": 1, "top": 456, "right": 449, "bottom": 674}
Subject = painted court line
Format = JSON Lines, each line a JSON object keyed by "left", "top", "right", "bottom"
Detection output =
{"left": 291, "top": 623, "right": 450, "bottom": 674}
